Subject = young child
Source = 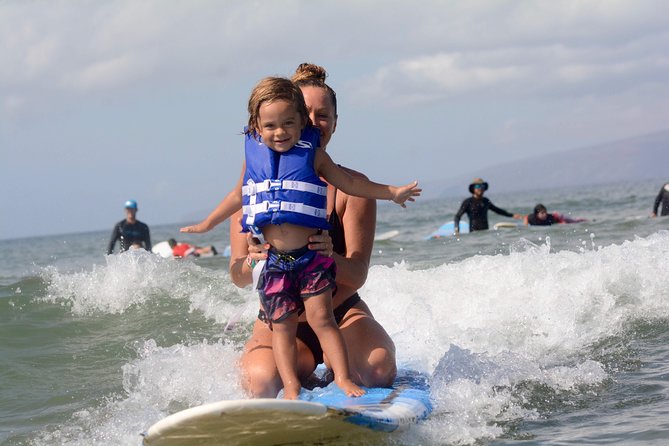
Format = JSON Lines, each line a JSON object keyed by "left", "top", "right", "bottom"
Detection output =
{"left": 182, "top": 77, "right": 420, "bottom": 399}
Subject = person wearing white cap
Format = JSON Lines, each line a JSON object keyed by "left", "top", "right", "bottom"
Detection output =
{"left": 106, "top": 199, "right": 152, "bottom": 254}
{"left": 651, "top": 182, "right": 669, "bottom": 217}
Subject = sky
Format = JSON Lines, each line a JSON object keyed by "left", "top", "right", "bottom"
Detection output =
{"left": 1, "top": 0, "right": 668, "bottom": 240}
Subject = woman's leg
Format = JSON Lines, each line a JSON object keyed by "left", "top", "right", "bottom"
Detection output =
{"left": 304, "top": 292, "right": 365, "bottom": 397}
{"left": 337, "top": 300, "right": 397, "bottom": 388}
{"left": 239, "top": 318, "right": 316, "bottom": 397}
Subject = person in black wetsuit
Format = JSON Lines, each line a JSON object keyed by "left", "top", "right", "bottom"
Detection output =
{"left": 107, "top": 200, "right": 152, "bottom": 254}
{"left": 651, "top": 182, "right": 669, "bottom": 217}
{"left": 454, "top": 178, "right": 521, "bottom": 234}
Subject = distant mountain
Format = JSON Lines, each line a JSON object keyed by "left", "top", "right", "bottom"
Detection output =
{"left": 425, "top": 129, "right": 669, "bottom": 198}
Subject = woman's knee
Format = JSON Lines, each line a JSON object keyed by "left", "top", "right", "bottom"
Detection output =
{"left": 356, "top": 347, "right": 397, "bottom": 387}
{"left": 241, "top": 363, "right": 281, "bottom": 398}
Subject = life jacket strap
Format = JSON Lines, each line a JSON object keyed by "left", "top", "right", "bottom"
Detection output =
{"left": 243, "top": 201, "right": 327, "bottom": 220}
{"left": 242, "top": 179, "right": 327, "bottom": 197}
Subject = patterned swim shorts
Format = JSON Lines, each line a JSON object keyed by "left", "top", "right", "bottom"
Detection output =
{"left": 257, "top": 245, "right": 336, "bottom": 324}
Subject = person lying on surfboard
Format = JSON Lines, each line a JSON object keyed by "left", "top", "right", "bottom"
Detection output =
{"left": 181, "top": 76, "right": 420, "bottom": 399}
{"left": 523, "top": 203, "right": 587, "bottom": 226}
{"left": 454, "top": 178, "right": 522, "bottom": 234}
{"left": 167, "top": 239, "right": 218, "bottom": 258}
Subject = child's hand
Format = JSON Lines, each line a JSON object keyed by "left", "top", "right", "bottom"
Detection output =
{"left": 392, "top": 180, "right": 421, "bottom": 208}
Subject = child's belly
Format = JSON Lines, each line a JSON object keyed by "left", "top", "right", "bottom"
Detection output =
{"left": 262, "top": 223, "right": 318, "bottom": 252}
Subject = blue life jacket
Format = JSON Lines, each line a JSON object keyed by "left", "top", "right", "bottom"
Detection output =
{"left": 241, "top": 126, "right": 329, "bottom": 233}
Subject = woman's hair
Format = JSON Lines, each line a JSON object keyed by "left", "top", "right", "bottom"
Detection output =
{"left": 291, "top": 63, "right": 337, "bottom": 115}
{"left": 246, "top": 77, "right": 309, "bottom": 137}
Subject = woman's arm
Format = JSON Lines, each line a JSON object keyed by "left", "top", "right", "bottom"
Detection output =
{"left": 228, "top": 209, "right": 269, "bottom": 287}
{"left": 329, "top": 170, "right": 376, "bottom": 293}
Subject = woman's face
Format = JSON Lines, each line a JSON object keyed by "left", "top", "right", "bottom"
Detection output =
{"left": 301, "top": 85, "right": 337, "bottom": 149}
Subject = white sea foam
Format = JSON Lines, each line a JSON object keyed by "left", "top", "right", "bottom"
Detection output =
{"left": 39, "top": 249, "right": 253, "bottom": 324}
{"left": 31, "top": 231, "right": 669, "bottom": 445}
{"left": 362, "top": 231, "right": 669, "bottom": 444}
{"left": 32, "top": 339, "right": 243, "bottom": 445}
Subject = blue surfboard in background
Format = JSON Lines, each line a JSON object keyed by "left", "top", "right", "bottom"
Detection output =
{"left": 426, "top": 221, "right": 469, "bottom": 239}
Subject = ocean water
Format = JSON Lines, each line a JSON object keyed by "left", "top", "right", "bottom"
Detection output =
{"left": 1, "top": 179, "right": 668, "bottom": 446}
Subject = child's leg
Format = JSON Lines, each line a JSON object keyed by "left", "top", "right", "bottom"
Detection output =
{"left": 271, "top": 313, "right": 302, "bottom": 399}
{"left": 303, "top": 291, "right": 365, "bottom": 397}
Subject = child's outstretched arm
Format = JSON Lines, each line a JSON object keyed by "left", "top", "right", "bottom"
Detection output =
{"left": 180, "top": 165, "right": 245, "bottom": 233}
{"left": 315, "top": 149, "right": 421, "bottom": 207}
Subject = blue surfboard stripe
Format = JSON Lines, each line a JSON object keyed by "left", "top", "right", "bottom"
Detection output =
{"left": 298, "top": 370, "right": 432, "bottom": 432}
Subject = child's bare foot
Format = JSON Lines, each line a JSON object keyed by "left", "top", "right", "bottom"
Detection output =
{"left": 336, "top": 378, "right": 366, "bottom": 397}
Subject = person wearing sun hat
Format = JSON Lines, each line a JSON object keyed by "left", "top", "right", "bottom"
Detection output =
{"left": 106, "top": 199, "right": 152, "bottom": 254}
{"left": 454, "top": 178, "right": 521, "bottom": 234}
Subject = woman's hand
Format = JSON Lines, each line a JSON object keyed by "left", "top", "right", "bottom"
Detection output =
{"left": 307, "top": 230, "right": 334, "bottom": 257}
{"left": 180, "top": 221, "right": 211, "bottom": 233}
{"left": 246, "top": 233, "right": 269, "bottom": 262}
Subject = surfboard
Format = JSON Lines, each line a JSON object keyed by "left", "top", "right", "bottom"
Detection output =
{"left": 374, "top": 229, "right": 400, "bottom": 241}
{"left": 152, "top": 241, "right": 220, "bottom": 259}
{"left": 142, "top": 370, "right": 432, "bottom": 446}
{"left": 221, "top": 245, "right": 231, "bottom": 257}
{"left": 493, "top": 222, "right": 518, "bottom": 230}
{"left": 152, "top": 241, "right": 173, "bottom": 258}
{"left": 426, "top": 221, "right": 469, "bottom": 239}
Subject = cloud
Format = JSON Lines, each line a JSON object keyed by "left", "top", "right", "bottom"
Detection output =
{"left": 349, "top": 32, "right": 669, "bottom": 106}
{"left": 63, "top": 54, "right": 151, "bottom": 91}
{"left": 2, "top": 1, "right": 668, "bottom": 100}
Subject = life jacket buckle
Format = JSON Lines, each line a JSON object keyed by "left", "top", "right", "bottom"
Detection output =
{"left": 245, "top": 179, "right": 257, "bottom": 196}
{"left": 265, "top": 201, "right": 281, "bottom": 212}
{"left": 266, "top": 179, "right": 282, "bottom": 191}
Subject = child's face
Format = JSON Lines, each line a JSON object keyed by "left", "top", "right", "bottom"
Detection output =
{"left": 257, "top": 100, "right": 304, "bottom": 152}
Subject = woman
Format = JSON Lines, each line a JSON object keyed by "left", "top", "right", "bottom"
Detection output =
{"left": 230, "top": 63, "right": 397, "bottom": 397}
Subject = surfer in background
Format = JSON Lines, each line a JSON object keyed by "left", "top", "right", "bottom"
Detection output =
{"left": 106, "top": 200, "right": 152, "bottom": 254}
{"left": 523, "top": 204, "right": 587, "bottom": 226}
{"left": 651, "top": 182, "right": 669, "bottom": 217}
{"left": 181, "top": 73, "right": 419, "bottom": 399}
{"left": 454, "top": 178, "right": 522, "bottom": 234}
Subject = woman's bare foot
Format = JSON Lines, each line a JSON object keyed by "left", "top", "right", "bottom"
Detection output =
{"left": 336, "top": 377, "right": 366, "bottom": 397}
